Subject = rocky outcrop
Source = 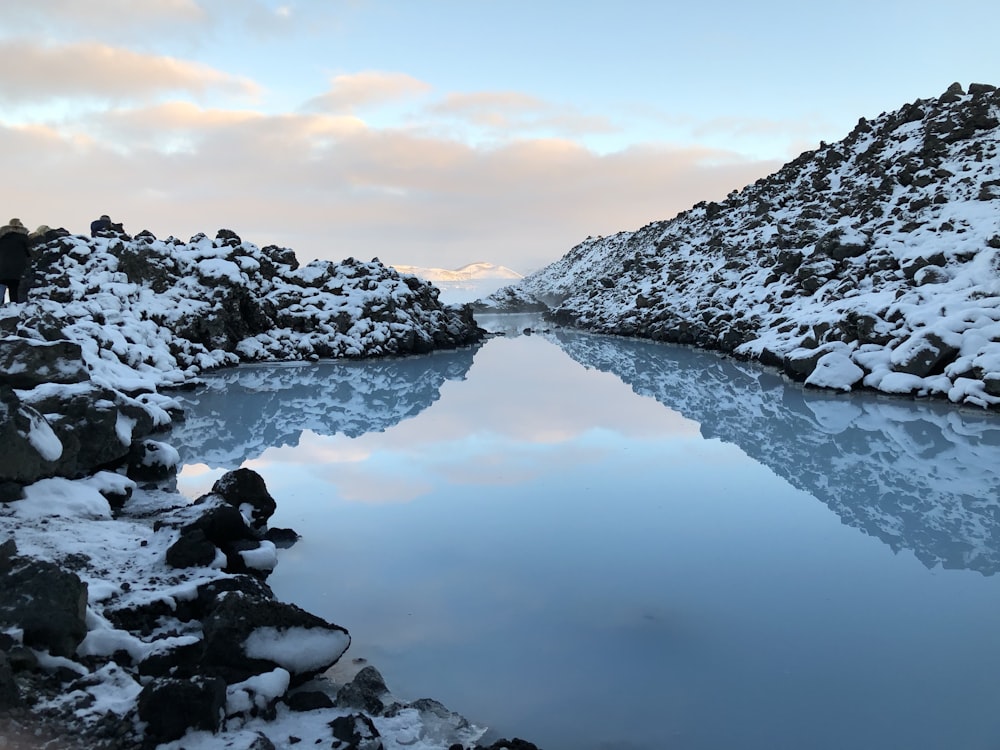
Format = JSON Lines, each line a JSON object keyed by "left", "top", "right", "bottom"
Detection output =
{"left": 18, "top": 229, "right": 483, "bottom": 380}
{"left": 484, "top": 83, "right": 1000, "bottom": 408}
{"left": 0, "top": 339, "right": 167, "bottom": 486}
{"left": 0, "top": 540, "right": 88, "bottom": 658}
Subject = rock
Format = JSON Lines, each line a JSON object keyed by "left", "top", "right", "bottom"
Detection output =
{"left": 212, "top": 468, "right": 277, "bottom": 529}
{"left": 137, "top": 639, "right": 205, "bottom": 678}
{"left": 940, "top": 82, "right": 965, "bottom": 103}
{"left": 136, "top": 676, "right": 227, "bottom": 744}
{"left": 890, "top": 332, "right": 959, "bottom": 377}
{"left": 200, "top": 591, "right": 350, "bottom": 684}
{"left": 287, "top": 689, "right": 335, "bottom": 711}
{"left": 0, "top": 650, "right": 22, "bottom": 709}
{"left": 0, "top": 481, "right": 24, "bottom": 503}
{"left": 815, "top": 229, "right": 868, "bottom": 261}
{"left": 336, "top": 665, "right": 389, "bottom": 714}
{"left": 0, "top": 386, "right": 63, "bottom": 483}
{"left": 0, "top": 552, "right": 88, "bottom": 657}
{"left": 329, "top": 713, "right": 383, "bottom": 750}
{"left": 475, "top": 740, "right": 541, "bottom": 750}
{"left": 782, "top": 345, "right": 833, "bottom": 381}
{"left": 0, "top": 382, "right": 141, "bottom": 484}
{"left": 0, "top": 337, "right": 90, "bottom": 389}
{"left": 264, "top": 527, "right": 300, "bottom": 548}
{"left": 165, "top": 526, "right": 219, "bottom": 569}
{"left": 126, "top": 438, "right": 180, "bottom": 481}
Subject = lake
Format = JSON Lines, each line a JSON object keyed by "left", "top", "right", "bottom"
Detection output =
{"left": 170, "top": 314, "right": 1000, "bottom": 750}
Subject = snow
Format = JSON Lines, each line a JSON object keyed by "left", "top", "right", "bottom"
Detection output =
{"left": 238, "top": 540, "right": 278, "bottom": 572}
{"left": 805, "top": 352, "right": 864, "bottom": 391}
{"left": 243, "top": 626, "right": 350, "bottom": 674}
{"left": 22, "top": 409, "right": 64, "bottom": 461}
{"left": 16, "top": 477, "right": 113, "bottom": 521}
{"left": 226, "top": 668, "right": 291, "bottom": 716}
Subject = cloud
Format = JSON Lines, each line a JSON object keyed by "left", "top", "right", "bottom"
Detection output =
{"left": 0, "top": 40, "right": 260, "bottom": 104}
{"left": 430, "top": 90, "right": 618, "bottom": 137}
{"left": 0, "top": 0, "right": 205, "bottom": 36}
{"left": 303, "top": 71, "right": 433, "bottom": 114}
{"left": 0, "top": 85, "right": 781, "bottom": 273}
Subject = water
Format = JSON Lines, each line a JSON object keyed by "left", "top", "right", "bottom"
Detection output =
{"left": 171, "top": 316, "right": 1000, "bottom": 750}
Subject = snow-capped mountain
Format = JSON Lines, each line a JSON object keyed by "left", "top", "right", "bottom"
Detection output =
{"left": 481, "top": 82, "right": 1000, "bottom": 409}
{"left": 393, "top": 261, "right": 523, "bottom": 282}
{"left": 395, "top": 262, "right": 523, "bottom": 304}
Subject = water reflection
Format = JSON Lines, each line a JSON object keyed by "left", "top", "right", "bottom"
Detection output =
{"left": 551, "top": 329, "right": 1000, "bottom": 575}
{"left": 168, "top": 345, "right": 480, "bottom": 468}
{"left": 168, "top": 324, "right": 1000, "bottom": 749}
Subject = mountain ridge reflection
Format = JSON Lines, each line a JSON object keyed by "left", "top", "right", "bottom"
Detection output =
{"left": 551, "top": 329, "right": 1000, "bottom": 576}
{"left": 168, "top": 346, "right": 480, "bottom": 469}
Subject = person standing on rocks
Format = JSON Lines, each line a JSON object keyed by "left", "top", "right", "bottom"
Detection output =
{"left": 90, "top": 214, "right": 113, "bottom": 236}
{"left": 0, "top": 218, "right": 30, "bottom": 305}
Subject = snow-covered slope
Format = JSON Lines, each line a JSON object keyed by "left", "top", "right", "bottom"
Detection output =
{"left": 2, "top": 229, "right": 483, "bottom": 395}
{"left": 482, "top": 82, "right": 1000, "bottom": 408}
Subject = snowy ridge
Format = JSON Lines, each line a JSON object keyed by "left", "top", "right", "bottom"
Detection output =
{"left": 484, "top": 83, "right": 1000, "bottom": 408}
{"left": 3, "top": 228, "right": 482, "bottom": 396}
{"left": 169, "top": 349, "right": 478, "bottom": 468}
{"left": 553, "top": 329, "right": 1000, "bottom": 575}
{"left": 393, "top": 262, "right": 523, "bottom": 282}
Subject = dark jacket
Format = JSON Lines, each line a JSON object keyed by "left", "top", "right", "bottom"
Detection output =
{"left": 0, "top": 230, "right": 29, "bottom": 280}
{"left": 90, "top": 217, "right": 113, "bottom": 236}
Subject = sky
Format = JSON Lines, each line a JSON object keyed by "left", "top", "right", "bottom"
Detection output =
{"left": 0, "top": 1, "right": 996, "bottom": 274}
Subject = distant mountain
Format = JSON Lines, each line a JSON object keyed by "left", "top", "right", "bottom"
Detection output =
{"left": 394, "top": 261, "right": 523, "bottom": 282}
{"left": 480, "top": 82, "right": 1000, "bottom": 409}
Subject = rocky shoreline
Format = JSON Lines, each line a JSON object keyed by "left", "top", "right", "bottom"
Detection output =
{"left": 479, "top": 83, "right": 1000, "bottom": 410}
{"left": 0, "top": 228, "right": 539, "bottom": 749}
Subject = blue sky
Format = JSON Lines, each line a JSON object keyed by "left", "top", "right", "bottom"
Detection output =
{"left": 0, "top": 1, "right": 996, "bottom": 272}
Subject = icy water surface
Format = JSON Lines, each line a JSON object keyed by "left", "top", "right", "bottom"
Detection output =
{"left": 172, "top": 315, "right": 1000, "bottom": 750}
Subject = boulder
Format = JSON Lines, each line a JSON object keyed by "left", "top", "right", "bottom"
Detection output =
{"left": 336, "top": 666, "right": 390, "bottom": 715}
{"left": 0, "top": 386, "right": 63, "bottom": 483}
{"left": 0, "top": 650, "right": 21, "bottom": 709}
{"left": 782, "top": 345, "right": 833, "bottom": 381}
{"left": 211, "top": 468, "right": 277, "bottom": 529}
{"left": 329, "top": 713, "right": 383, "bottom": 750}
{"left": 890, "top": 332, "right": 959, "bottom": 377}
{"left": 200, "top": 591, "right": 350, "bottom": 684}
{"left": 136, "top": 676, "right": 227, "bottom": 744}
{"left": 0, "top": 546, "right": 88, "bottom": 657}
{"left": 125, "top": 438, "right": 179, "bottom": 481}
{"left": 0, "top": 337, "right": 90, "bottom": 389}
{"left": 287, "top": 689, "right": 335, "bottom": 711}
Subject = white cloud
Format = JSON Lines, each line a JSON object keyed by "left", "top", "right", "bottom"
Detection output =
{"left": 303, "top": 71, "right": 433, "bottom": 114}
{"left": 0, "top": 41, "right": 260, "bottom": 104}
{"left": 430, "top": 90, "right": 618, "bottom": 137}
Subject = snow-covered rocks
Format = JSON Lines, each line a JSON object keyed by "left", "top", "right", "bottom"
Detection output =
{"left": 0, "top": 465, "right": 507, "bottom": 749}
{"left": 20, "top": 229, "right": 482, "bottom": 386}
{"left": 482, "top": 82, "right": 1000, "bottom": 408}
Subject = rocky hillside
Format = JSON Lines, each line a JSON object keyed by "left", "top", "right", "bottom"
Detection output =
{"left": 481, "top": 82, "right": 1000, "bottom": 408}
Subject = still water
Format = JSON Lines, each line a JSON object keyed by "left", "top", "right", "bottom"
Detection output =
{"left": 171, "top": 315, "right": 1000, "bottom": 750}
